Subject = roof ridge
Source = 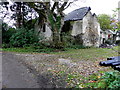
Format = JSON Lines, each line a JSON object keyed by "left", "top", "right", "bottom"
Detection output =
{"left": 74, "top": 7, "right": 90, "bottom": 11}
{"left": 64, "top": 7, "right": 91, "bottom": 21}
{"left": 67, "top": 7, "right": 90, "bottom": 14}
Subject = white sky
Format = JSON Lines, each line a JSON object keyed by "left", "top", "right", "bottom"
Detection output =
{"left": 64, "top": 0, "right": 120, "bottom": 17}
{"left": 1, "top": 0, "right": 120, "bottom": 27}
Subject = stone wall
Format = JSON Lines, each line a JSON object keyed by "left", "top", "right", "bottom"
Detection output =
{"left": 71, "top": 20, "right": 83, "bottom": 36}
{"left": 82, "top": 11, "right": 94, "bottom": 46}
{"left": 93, "top": 14, "right": 101, "bottom": 47}
{"left": 44, "top": 23, "right": 52, "bottom": 41}
{"left": 34, "top": 21, "right": 52, "bottom": 42}
{"left": 69, "top": 11, "right": 101, "bottom": 47}
{"left": 82, "top": 11, "right": 100, "bottom": 47}
{"left": 82, "top": 11, "right": 93, "bottom": 34}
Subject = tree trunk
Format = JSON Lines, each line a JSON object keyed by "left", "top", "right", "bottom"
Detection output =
{"left": 52, "top": 26, "right": 62, "bottom": 48}
{"left": 45, "top": 3, "right": 65, "bottom": 48}
{"left": 53, "top": 28, "right": 60, "bottom": 41}
{"left": 52, "top": 17, "right": 64, "bottom": 49}
{"left": 16, "top": 2, "right": 22, "bottom": 28}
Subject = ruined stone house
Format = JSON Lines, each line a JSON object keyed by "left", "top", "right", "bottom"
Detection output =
{"left": 63, "top": 7, "right": 101, "bottom": 47}
{"left": 36, "top": 7, "right": 101, "bottom": 47}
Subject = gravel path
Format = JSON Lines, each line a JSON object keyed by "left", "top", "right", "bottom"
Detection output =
{"left": 2, "top": 52, "right": 40, "bottom": 88}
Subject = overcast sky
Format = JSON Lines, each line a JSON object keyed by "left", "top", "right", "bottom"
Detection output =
{"left": 64, "top": 0, "right": 120, "bottom": 17}
{"left": 1, "top": 0, "right": 120, "bottom": 27}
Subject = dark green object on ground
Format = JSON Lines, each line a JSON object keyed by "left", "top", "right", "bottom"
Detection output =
{"left": 99, "top": 56, "right": 120, "bottom": 71}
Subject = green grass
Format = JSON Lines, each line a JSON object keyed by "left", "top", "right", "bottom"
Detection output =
{"left": 52, "top": 47, "right": 119, "bottom": 62}
{"left": 82, "top": 71, "right": 120, "bottom": 88}
{"left": 2, "top": 46, "right": 120, "bottom": 88}
{"left": 2, "top": 47, "right": 36, "bottom": 53}
{"left": 0, "top": 48, "right": 2, "bottom": 51}
{"left": 2, "top": 47, "right": 63, "bottom": 54}
{"left": 2, "top": 46, "right": 119, "bottom": 61}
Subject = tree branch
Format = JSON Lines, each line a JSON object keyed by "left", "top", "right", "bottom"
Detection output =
{"left": 64, "top": 2, "right": 73, "bottom": 10}
{"left": 60, "top": 2, "right": 67, "bottom": 11}
{"left": 27, "top": 2, "right": 46, "bottom": 18}
{"left": 51, "top": 2, "right": 58, "bottom": 12}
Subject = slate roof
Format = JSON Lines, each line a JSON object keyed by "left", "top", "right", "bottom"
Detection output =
{"left": 64, "top": 7, "right": 91, "bottom": 21}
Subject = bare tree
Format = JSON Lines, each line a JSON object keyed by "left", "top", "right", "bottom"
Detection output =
{"left": 0, "top": 2, "right": 36, "bottom": 28}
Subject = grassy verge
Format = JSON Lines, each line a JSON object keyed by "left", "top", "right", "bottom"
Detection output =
{"left": 2, "top": 47, "right": 61, "bottom": 53}
{"left": 2, "top": 47, "right": 36, "bottom": 53}
{"left": 52, "top": 47, "right": 119, "bottom": 62}
{"left": 49, "top": 46, "right": 119, "bottom": 88}
{"left": 2, "top": 46, "right": 119, "bottom": 62}
{"left": 2, "top": 46, "right": 120, "bottom": 88}
{"left": 0, "top": 48, "right": 2, "bottom": 51}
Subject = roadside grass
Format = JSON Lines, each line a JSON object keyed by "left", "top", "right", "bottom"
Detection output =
{"left": 52, "top": 47, "right": 119, "bottom": 62}
{"left": 2, "top": 47, "right": 36, "bottom": 53}
{"left": 0, "top": 48, "right": 2, "bottom": 51}
{"left": 3, "top": 46, "right": 119, "bottom": 61}
{"left": 2, "top": 47, "right": 58, "bottom": 53}
{"left": 49, "top": 46, "right": 119, "bottom": 88}
{"left": 2, "top": 46, "right": 120, "bottom": 88}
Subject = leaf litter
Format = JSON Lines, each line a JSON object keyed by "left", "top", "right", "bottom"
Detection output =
{"left": 13, "top": 48, "right": 117, "bottom": 88}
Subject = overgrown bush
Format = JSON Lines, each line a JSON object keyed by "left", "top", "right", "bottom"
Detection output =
{"left": 64, "top": 71, "right": 120, "bottom": 88}
{"left": 61, "top": 33, "right": 87, "bottom": 49}
{"left": 10, "top": 28, "right": 39, "bottom": 47}
{"left": 79, "top": 71, "right": 120, "bottom": 88}
{"left": 2, "top": 26, "right": 16, "bottom": 44}
{"left": 97, "top": 71, "right": 120, "bottom": 89}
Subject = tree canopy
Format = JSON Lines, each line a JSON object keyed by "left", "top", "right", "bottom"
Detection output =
{"left": 26, "top": 1, "right": 77, "bottom": 48}
{"left": 97, "top": 14, "right": 113, "bottom": 30}
{"left": 1, "top": 0, "right": 78, "bottom": 48}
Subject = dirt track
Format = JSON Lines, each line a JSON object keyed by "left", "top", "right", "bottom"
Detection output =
{"left": 2, "top": 51, "right": 111, "bottom": 88}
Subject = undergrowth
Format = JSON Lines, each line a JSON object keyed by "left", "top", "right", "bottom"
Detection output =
{"left": 49, "top": 69, "right": 120, "bottom": 88}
